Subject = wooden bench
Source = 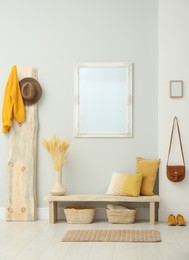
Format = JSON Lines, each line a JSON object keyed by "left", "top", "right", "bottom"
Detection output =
{"left": 44, "top": 194, "right": 160, "bottom": 225}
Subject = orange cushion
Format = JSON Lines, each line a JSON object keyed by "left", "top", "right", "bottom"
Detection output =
{"left": 136, "top": 157, "right": 160, "bottom": 195}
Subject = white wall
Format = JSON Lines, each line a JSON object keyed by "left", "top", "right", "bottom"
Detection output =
{"left": 158, "top": 0, "right": 189, "bottom": 220}
{"left": 0, "top": 0, "right": 158, "bottom": 210}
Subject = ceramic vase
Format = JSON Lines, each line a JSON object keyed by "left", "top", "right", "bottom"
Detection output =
{"left": 50, "top": 171, "right": 66, "bottom": 196}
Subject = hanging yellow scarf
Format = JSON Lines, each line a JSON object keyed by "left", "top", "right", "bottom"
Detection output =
{"left": 2, "top": 65, "right": 25, "bottom": 133}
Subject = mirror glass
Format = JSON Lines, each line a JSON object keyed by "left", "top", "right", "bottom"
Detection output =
{"left": 74, "top": 62, "right": 133, "bottom": 137}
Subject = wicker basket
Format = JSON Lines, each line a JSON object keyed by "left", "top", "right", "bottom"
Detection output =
{"left": 106, "top": 207, "right": 136, "bottom": 224}
{"left": 64, "top": 206, "right": 95, "bottom": 224}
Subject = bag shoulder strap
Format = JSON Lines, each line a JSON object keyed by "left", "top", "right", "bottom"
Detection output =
{"left": 167, "top": 116, "right": 185, "bottom": 166}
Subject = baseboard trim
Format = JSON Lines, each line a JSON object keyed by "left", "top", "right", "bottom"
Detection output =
{"left": 0, "top": 208, "right": 5, "bottom": 220}
{"left": 158, "top": 208, "right": 189, "bottom": 221}
{"left": 0, "top": 207, "right": 149, "bottom": 220}
{"left": 38, "top": 208, "right": 49, "bottom": 220}
{"left": 2, "top": 207, "right": 188, "bottom": 222}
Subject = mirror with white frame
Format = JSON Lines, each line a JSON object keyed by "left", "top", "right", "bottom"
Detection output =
{"left": 74, "top": 62, "right": 133, "bottom": 137}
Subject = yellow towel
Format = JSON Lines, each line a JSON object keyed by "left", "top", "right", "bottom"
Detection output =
{"left": 2, "top": 66, "right": 25, "bottom": 133}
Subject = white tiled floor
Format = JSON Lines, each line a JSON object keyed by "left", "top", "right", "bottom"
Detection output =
{"left": 0, "top": 220, "right": 188, "bottom": 260}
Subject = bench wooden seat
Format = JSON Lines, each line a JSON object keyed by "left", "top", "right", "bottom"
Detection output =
{"left": 44, "top": 194, "right": 160, "bottom": 225}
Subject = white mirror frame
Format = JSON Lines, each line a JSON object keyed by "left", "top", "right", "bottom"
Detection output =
{"left": 74, "top": 62, "right": 133, "bottom": 138}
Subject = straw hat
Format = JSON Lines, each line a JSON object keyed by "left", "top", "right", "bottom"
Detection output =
{"left": 19, "top": 77, "right": 42, "bottom": 106}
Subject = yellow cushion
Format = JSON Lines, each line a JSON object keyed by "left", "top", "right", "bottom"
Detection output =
{"left": 106, "top": 172, "right": 143, "bottom": 197}
{"left": 136, "top": 157, "right": 160, "bottom": 195}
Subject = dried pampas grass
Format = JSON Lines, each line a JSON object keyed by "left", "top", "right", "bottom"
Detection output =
{"left": 42, "top": 135, "right": 70, "bottom": 172}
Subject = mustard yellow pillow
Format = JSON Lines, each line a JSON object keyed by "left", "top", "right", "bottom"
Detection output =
{"left": 106, "top": 172, "right": 143, "bottom": 197}
{"left": 136, "top": 157, "right": 160, "bottom": 196}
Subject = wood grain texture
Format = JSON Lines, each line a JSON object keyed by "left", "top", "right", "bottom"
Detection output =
{"left": 44, "top": 194, "right": 160, "bottom": 224}
{"left": 6, "top": 66, "right": 38, "bottom": 221}
{"left": 44, "top": 194, "right": 160, "bottom": 202}
{"left": 0, "top": 221, "right": 188, "bottom": 259}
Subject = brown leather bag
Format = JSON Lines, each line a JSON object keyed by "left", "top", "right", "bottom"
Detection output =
{"left": 166, "top": 117, "right": 185, "bottom": 182}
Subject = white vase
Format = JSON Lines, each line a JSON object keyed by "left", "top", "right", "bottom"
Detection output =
{"left": 50, "top": 171, "right": 66, "bottom": 196}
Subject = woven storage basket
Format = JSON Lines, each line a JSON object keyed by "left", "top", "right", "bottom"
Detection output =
{"left": 64, "top": 206, "right": 95, "bottom": 224}
{"left": 106, "top": 207, "right": 136, "bottom": 224}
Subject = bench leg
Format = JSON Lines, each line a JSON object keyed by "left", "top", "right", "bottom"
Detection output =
{"left": 149, "top": 202, "right": 155, "bottom": 225}
{"left": 49, "top": 201, "right": 57, "bottom": 224}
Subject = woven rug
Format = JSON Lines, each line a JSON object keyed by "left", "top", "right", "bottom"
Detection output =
{"left": 62, "top": 229, "right": 161, "bottom": 242}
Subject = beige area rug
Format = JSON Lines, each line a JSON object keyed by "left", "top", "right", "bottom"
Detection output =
{"left": 62, "top": 229, "right": 161, "bottom": 242}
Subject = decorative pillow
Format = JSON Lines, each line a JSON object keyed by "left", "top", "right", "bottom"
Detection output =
{"left": 106, "top": 172, "right": 143, "bottom": 197}
{"left": 136, "top": 157, "right": 160, "bottom": 196}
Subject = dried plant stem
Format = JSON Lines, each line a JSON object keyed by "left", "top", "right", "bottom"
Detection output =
{"left": 42, "top": 135, "right": 70, "bottom": 172}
